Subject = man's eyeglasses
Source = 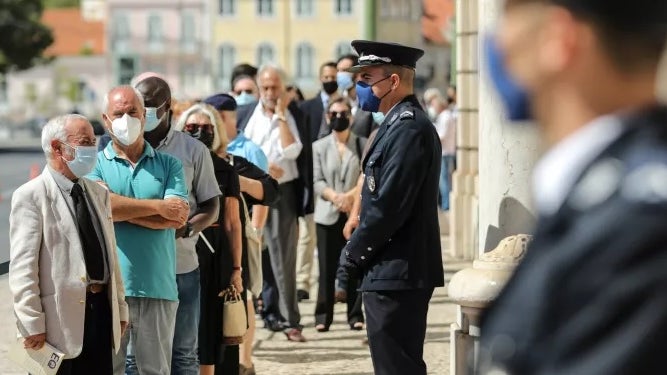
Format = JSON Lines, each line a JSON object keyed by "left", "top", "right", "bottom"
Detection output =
{"left": 184, "top": 123, "right": 214, "bottom": 132}
{"left": 329, "top": 111, "right": 350, "bottom": 118}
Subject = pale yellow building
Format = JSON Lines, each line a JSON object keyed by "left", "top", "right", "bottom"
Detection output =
{"left": 211, "top": 0, "right": 368, "bottom": 95}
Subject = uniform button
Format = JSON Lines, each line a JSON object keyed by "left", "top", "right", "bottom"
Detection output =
{"left": 361, "top": 256, "right": 366, "bottom": 260}
{"left": 345, "top": 251, "right": 350, "bottom": 256}
{"left": 367, "top": 247, "right": 372, "bottom": 251}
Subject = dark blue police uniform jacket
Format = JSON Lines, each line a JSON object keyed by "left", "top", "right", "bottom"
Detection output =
{"left": 343, "top": 94, "right": 445, "bottom": 292}
{"left": 480, "top": 106, "right": 667, "bottom": 375}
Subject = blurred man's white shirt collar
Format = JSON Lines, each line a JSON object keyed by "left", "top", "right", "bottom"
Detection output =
{"left": 532, "top": 115, "right": 623, "bottom": 216}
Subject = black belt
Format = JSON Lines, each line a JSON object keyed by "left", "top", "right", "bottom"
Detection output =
{"left": 86, "top": 284, "right": 107, "bottom": 294}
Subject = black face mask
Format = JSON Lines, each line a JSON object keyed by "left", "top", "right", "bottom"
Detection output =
{"left": 330, "top": 116, "right": 350, "bottom": 132}
{"left": 188, "top": 128, "right": 214, "bottom": 149}
{"left": 322, "top": 80, "right": 338, "bottom": 95}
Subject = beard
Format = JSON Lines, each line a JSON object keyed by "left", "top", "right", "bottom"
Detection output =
{"left": 261, "top": 97, "right": 277, "bottom": 110}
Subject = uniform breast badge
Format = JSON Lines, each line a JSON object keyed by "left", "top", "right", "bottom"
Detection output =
{"left": 367, "top": 175, "right": 376, "bottom": 192}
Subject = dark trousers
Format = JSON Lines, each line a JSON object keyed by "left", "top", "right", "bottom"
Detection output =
{"left": 363, "top": 288, "right": 434, "bottom": 375}
{"left": 260, "top": 246, "right": 285, "bottom": 323}
{"left": 315, "top": 216, "right": 363, "bottom": 328}
{"left": 214, "top": 344, "right": 239, "bottom": 375}
{"left": 261, "top": 180, "right": 300, "bottom": 329}
{"left": 56, "top": 288, "right": 112, "bottom": 375}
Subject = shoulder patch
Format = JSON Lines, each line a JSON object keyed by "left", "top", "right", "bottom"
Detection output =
{"left": 569, "top": 158, "right": 622, "bottom": 210}
{"left": 400, "top": 110, "right": 415, "bottom": 120}
{"left": 621, "top": 162, "right": 667, "bottom": 204}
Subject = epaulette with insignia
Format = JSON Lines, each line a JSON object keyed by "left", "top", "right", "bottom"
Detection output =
{"left": 400, "top": 110, "right": 414, "bottom": 120}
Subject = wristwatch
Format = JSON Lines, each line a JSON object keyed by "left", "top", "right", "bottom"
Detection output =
{"left": 273, "top": 113, "right": 287, "bottom": 123}
{"left": 184, "top": 222, "right": 195, "bottom": 238}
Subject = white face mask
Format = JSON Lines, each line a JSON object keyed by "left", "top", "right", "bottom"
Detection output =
{"left": 427, "top": 106, "right": 439, "bottom": 121}
{"left": 110, "top": 113, "right": 143, "bottom": 146}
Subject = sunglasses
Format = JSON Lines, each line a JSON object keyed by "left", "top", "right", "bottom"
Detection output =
{"left": 184, "top": 123, "right": 214, "bottom": 132}
{"left": 329, "top": 111, "right": 350, "bottom": 118}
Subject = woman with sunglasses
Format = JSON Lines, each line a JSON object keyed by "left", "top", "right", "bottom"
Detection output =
{"left": 312, "top": 97, "right": 366, "bottom": 332}
{"left": 175, "top": 103, "right": 244, "bottom": 375}
{"left": 177, "top": 102, "right": 279, "bottom": 375}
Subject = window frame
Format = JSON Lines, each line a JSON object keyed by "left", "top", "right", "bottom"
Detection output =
{"left": 295, "top": 42, "right": 315, "bottom": 79}
{"left": 294, "top": 0, "right": 315, "bottom": 18}
{"left": 256, "top": 0, "right": 275, "bottom": 17}
{"left": 256, "top": 42, "right": 275, "bottom": 66}
{"left": 219, "top": 0, "right": 237, "bottom": 17}
{"left": 334, "top": 0, "right": 352, "bottom": 16}
{"left": 147, "top": 13, "right": 164, "bottom": 52}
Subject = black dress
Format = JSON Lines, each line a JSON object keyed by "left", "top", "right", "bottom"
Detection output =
{"left": 197, "top": 152, "right": 241, "bottom": 366}
{"left": 213, "top": 154, "right": 280, "bottom": 375}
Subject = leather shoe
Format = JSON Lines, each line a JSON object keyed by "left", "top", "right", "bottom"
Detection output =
{"left": 297, "top": 289, "right": 310, "bottom": 301}
{"left": 284, "top": 328, "right": 307, "bottom": 342}
{"left": 263, "top": 318, "right": 284, "bottom": 332}
{"left": 239, "top": 363, "right": 256, "bottom": 375}
{"left": 334, "top": 289, "right": 347, "bottom": 303}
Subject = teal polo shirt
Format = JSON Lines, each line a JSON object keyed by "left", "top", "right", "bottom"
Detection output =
{"left": 87, "top": 141, "right": 188, "bottom": 301}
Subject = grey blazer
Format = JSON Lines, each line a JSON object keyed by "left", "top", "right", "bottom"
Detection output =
{"left": 313, "top": 133, "right": 366, "bottom": 225}
{"left": 9, "top": 168, "right": 128, "bottom": 357}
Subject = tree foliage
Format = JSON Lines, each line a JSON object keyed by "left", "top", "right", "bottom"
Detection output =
{"left": 0, "top": 0, "right": 54, "bottom": 74}
{"left": 43, "top": 0, "right": 80, "bottom": 8}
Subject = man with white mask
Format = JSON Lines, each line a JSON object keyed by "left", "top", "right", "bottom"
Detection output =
{"left": 135, "top": 76, "right": 221, "bottom": 375}
{"left": 87, "top": 85, "right": 190, "bottom": 375}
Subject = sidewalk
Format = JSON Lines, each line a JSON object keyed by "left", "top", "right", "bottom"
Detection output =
{"left": 0, "top": 234, "right": 466, "bottom": 375}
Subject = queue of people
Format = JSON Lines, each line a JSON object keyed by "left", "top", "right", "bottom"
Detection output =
{"left": 9, "top": 39, "right": 446, "bottom": 375}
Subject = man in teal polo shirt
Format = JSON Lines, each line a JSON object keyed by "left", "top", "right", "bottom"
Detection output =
{"left": 88, "top": 85, "right": 190, "bottom": 375}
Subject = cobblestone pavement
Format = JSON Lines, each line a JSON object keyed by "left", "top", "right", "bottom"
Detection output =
{"left": 0, "top": 234, "right": 465, "bottom": 375}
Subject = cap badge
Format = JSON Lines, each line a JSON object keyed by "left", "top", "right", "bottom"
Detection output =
{"left": 359, "top": 55, "right": 392, "bottom": 64}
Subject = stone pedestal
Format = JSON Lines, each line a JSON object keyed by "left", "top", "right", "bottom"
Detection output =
{"left": 448, "top": 235, "right": 530, "bottom": 374}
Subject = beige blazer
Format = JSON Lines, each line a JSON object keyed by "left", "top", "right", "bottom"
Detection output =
{"left": 9, "top": 168, "right": 128, "bottom": 358}
{"left": 313, "top": 133, "right": 365, "bottom": 225}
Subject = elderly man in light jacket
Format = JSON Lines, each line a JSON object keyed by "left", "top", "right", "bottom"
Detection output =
{"left": 9, "top": 114, "right": 128, "bottom": 375}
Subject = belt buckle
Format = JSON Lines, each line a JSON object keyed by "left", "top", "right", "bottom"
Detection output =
{"left": 87, "top": 284, "right": 104, "bottom": 294}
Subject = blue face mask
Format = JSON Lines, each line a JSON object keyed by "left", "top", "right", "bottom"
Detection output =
{"left": 356, "top": 76, "right": 392, "bottom": 113}
{"left": 336, "top": 71, "right": 354, "bottom": 92}
{"left": 235, "top": 92, "right": 256, "bottom": 106}
{"left": 62, "top": 143, "right": 98, "bottom": 178}
{"left": 484, "top": 36, "right": 531, "bottom": 121}
{"left": 144, "top": 101, "right": 168, "bottom": 132}
{"left": 371, "top": 112, "right": 385, "bottom": 125}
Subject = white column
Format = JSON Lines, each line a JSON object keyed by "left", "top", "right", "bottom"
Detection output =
{"left": 477, "top": 0, "right": 540, "bottom": 255}
{"left": 448, "top": 1, "right": 540, "bottom": 373}
{"left": 449, "top": 0, "right": 479, "bottom": 260}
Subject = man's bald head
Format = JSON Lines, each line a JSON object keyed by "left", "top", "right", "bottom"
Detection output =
{"left": 134, "top": 76, "right": 172, "bottom": 108}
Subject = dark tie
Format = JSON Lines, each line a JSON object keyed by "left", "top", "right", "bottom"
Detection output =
{"left": 70, "top": 183, "right": 105, "bottom": 281}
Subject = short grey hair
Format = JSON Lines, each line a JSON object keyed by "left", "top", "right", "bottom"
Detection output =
{"left": 257, "top": 62, "right": 287, "bottom": 86}
{"left": 41, "top": 114, "right": 89, "bottom": 158}
{"left": 102, "top": 85, "right": 145, "bottom": 114}
{"left": 174, "top": 103, "right": 224, "bottom": 152}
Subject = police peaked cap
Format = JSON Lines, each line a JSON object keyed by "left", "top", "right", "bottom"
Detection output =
{"left": 203, "top": 93, "right": 237, "bottom": 111}
{"left": 347, "top": 40, "right": 425, "bottom": 73}
{"left": 551, "top": 0, "right": 667, "bottom": 33}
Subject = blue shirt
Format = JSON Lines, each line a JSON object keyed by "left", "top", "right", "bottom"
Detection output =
{"left": 87, "top": 142, "right": 188, "bottom": 301}
{"left": 227, "top": 132, "right": 269, "bottom": 172}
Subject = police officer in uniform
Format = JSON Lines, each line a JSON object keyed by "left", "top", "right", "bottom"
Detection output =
{"left": 341, "top": 40, "right": 444, "bottom": 375}
{"left": 479, "top": 1, "right": 667, "bottom": 374}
